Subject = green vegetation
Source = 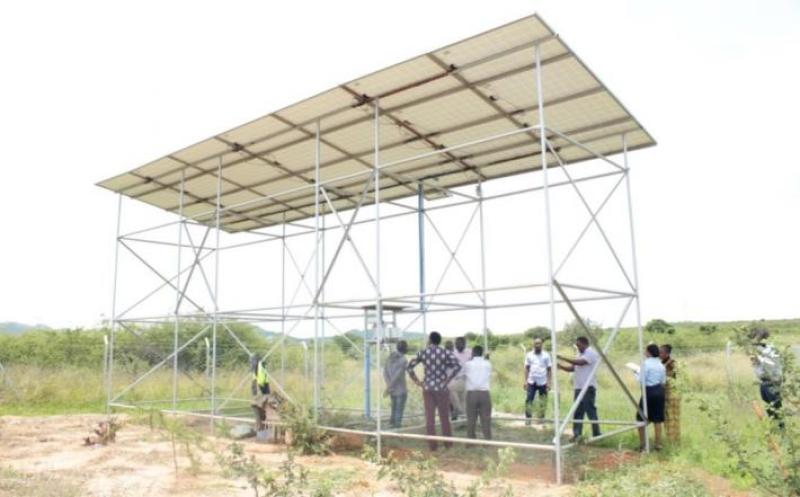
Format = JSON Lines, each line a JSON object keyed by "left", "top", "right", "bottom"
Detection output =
{"left": 363, "top": 444, "right": 517, "bottom": 497}
{"left": 574, "top": 461, "right": 711, "bottom": 497}
{"left": 1, "top": 318, "right": 799, "bottom": 496}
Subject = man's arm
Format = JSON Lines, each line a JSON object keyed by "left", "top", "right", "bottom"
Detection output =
{"left": 524, "top": 364, "right": 530, "bottom": 390}
{"left": 556, "top": 355, "right": 589, "bottom": 366}
{"left": 557, "top": 362, "right": 575, "bottom": 372}
{"left": 407, "top": 354, "right": 423, "bottom": 386}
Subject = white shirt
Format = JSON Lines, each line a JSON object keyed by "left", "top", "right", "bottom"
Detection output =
{"left": 453, "top": 348, "right": 472, "bottom": 379}
{"left": 573, "top": 347, "right": 599, "bottom": 389}
{"left": 754, "top": 344, "right": 782, "bottom": 382}
{"left": 464, "top": 357, "right": 491, "bottom": 391}
{"left": 524, "top": 350, "right": 552, "bottom": 385}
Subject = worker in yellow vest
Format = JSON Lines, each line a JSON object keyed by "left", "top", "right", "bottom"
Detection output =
{"left": 250, "top": 354, "right": 270, "bottom": 431}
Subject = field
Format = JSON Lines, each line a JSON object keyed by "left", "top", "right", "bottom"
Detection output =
{"left": 1, "top": 318, "right": 799, "bottom": 496}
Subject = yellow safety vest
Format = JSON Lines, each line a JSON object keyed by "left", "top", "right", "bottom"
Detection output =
{"left": 254, "top": 361, "right": 268, "bottom": 388}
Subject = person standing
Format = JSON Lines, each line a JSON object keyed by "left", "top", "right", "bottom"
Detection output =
{"left": 750, "top": 329, "right": 783, "bottom": 424}
{"left": 449, "top": 336, "right": 472, "bottom": 421}
{"left": 637, "top": 344, "right": 666, "bottom": 451}
{"left": 249, "top": 354, "right": 271, "bottom": 432}
{"left": 464, "top": 345, "right": 492, "bottom": 440}
{"left": 659, "top": 344, "right": 681, "bottom": 443}
{"left": 557, "top": 336, "right": 601, "bottom": 440}
{"left": 383, "top": 340, "right": 409, "bottom": 429}
{"left": 524, "top": 338, "right": 552, "bottom": 424}
{"left": 407, "top": 331, "right": 461, "bottom": 450}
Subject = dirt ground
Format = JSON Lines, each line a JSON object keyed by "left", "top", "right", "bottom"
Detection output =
{"left": 0, "top": 415, "right": 570, "bottom": 497}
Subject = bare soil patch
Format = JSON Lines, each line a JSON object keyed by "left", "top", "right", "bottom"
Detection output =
{"left": 0, "top": 414, "right": 569, "bottom": 497}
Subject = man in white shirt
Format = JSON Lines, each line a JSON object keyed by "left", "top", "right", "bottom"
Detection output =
{"left": 448, "top": 336, "right": 472, "bottom": 421}
{"left": 463, "top": 345, "right": 492, "bottom": 440}
{"left": 557, "top": 336, "right": 601, "bottom": 439}
{"left": 524, "top": 338, "right": 552, "bottom": 424}
{"left": 750, "top": 328, "right": 784, "bottom": 425}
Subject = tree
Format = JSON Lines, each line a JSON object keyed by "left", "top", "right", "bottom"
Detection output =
{"left": 699, "top": 324, "right": 718, "bottom": 335}
{"left": 523, "top": 326, "right": 551, "bottom": 341}
{"left": 561, "top": 317, "right": 604, "bottom": 344}
{"left": 645, "top": 318, "right": 675, "bottom": 335}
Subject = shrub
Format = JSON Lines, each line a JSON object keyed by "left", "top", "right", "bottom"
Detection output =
{"left": 698, "top": 324, "right": 718, "bottom": 335}
{"left": 523, "top": 326, "right": 551, "bottom": 341}
{"left": 363, "top": 445, "right": 516, "bottom": 497}
{"left": 280, "top": 403, "right": 332, "bottom": 456}
{"left": 694, "top": 325, "right": 800, "bottom": 496}
{"left": 645, "top": 319, "right": 675, "bottom": 335}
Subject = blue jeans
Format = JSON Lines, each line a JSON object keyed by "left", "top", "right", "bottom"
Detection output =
{"left": 525, "top": 383, "right": 547, "bottom": 419}
{"left": 573, "top": 387, "right": 600, "bottom": 437}
{"left": 390, "top": 393, "right": 407, "bottom": 428}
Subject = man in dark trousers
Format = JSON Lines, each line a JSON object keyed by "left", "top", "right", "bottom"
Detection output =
{"left": 557, "top": 336, "right": 601, "bottom": 440}
{"left": 407, "top": 331, "right": 461, "bottom": 450}
{"left": 383, "top": 340, "right": 409, "bottom": 428}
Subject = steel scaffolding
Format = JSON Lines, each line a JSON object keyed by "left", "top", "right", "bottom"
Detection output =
{"left": 101, "top": 20, "right": 653, "bottom": 484}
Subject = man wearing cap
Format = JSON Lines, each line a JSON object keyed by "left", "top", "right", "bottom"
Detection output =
{"left": 524, "top": 338, "right": 552, "bottom": 424}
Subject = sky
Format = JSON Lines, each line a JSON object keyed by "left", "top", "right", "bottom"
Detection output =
{"left": 0, "top": 0, "right": 798, "bottom": 333}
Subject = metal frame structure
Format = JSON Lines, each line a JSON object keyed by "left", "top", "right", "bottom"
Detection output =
{"left": 101, "top": 15, "right": 654, "bottom": 484}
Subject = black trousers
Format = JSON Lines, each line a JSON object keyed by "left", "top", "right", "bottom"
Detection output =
{"left": 760, "top": 381, "right": 783, "bottom": 423}
{"left": 573, "top": 387, "right": 600, "bottom": 437}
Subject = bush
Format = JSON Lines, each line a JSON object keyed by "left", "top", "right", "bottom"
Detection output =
{"left": 561, "top": 317, "right": 605, "bottom": 344}
{"left": 698, "top": 324, "right": 718, "bottom": 335}
{"left": 280, "top": 403, "right": 332, "bottom": 456}
{"left": 695, "top": 325, "right": 800, "bottom": 496}
{"left": 524, "top": 326, "right": 551, "bottom": 341}
{"left": 645, "top": 319, "right": 675, "bottom": 335}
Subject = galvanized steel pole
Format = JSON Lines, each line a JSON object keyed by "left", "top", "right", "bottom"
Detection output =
{"left": 107, "top": 193, "right": 122, "bottom": 414}
{"left": 623, "top": 133, "right": 649, "bottom": 452}
{"left": 536, "top": 43, "right": 563, "bottom": 484}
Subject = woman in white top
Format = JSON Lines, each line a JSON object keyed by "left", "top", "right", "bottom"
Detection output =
{"left": 637, "top": 343, "right": 667, "bottom": 451}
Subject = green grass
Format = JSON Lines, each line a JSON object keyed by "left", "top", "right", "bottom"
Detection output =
{"left": 1, "top": 317, "right": 798, "bottom": 496}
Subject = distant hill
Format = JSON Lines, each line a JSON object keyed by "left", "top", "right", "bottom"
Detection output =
{"left": 0, "top": 322, "right": 51, "bottom": 335}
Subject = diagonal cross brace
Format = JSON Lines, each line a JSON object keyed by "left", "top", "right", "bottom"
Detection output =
{"left": 555, "top": 296, "right": 637, "bottom": 437}
{"left": 320, "top": 185, "right": 379, "bottom": 294}
{"left": 547, "top": 140, "right": 635, "bottom": 290}
{"left": 119, "top": 240, "right": 207, "bottom": 313}
{"left": 553, "top": 280, "right": 645, "bottom": 421}
{"left": 313, "top": 176, "right": 376, "bottom": 304}
{"left": 176, "top": 226, "right": 212, "bottom": 313}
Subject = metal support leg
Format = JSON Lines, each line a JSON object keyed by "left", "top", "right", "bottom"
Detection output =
{"left": 281, "top": 213, "right": 286, "bottom": 386}
{"left": 417, "top": 184, "right": 427, "bottom": 343}
{"left": 210, "top": 156, "right": 221, "bottom": 423}
{"left": 321, "top": 208, "right": 327, "bottom": 399}
{"left": 478, "top": 182, "right": 489, "bottom": 351}
{"left": 623, "top": 134, "right": 649, "bottom": 451}
{"left": 374, "top": 99, "right": 383, "bottom": 456}
{"left": 107, "top": 193, "right": 122, "bottom": 414}
{"left": 313, "top": 120, "right": 321, "bottom": 421}
{"left": 536, "top": 43, "right": 562, "bottom": 484}
{"left": 172, "top": 171, "right": 185, "bottom": 411}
